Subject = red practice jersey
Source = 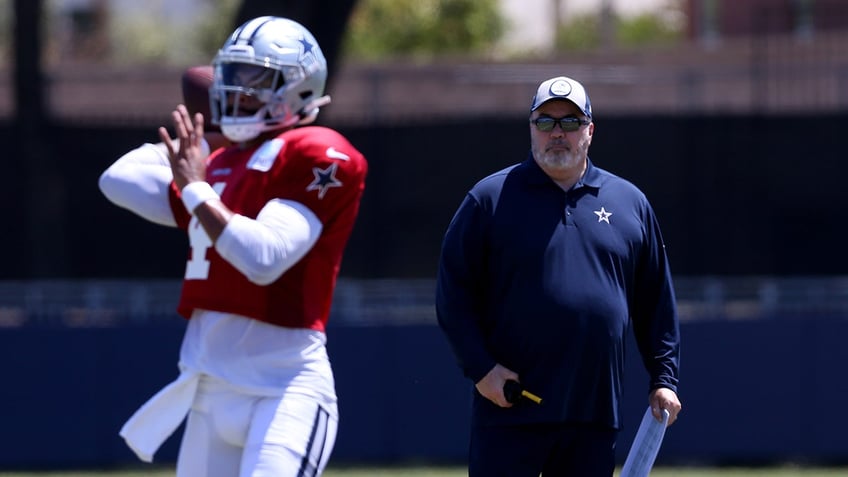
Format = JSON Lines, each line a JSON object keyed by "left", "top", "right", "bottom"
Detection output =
{"left": 168, "top": 126, "right": 367, "bottom": 332}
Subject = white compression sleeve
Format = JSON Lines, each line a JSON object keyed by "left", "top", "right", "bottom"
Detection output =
{"left": 215, "top": 199, "right": 323, "bottom": 285}
{"left": 98, "top": 139, "right": 211, "bottom": 227}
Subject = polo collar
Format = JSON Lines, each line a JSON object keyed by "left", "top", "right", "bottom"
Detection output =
{"left": 577, "top": 159, "right": 602, "bottom": 189}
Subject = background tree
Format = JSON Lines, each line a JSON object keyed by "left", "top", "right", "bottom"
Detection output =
{"left": 556, "top": 0, "right": 685, "bottom": 52}
{"left": 342, "top": 0, "right": 505, "bottom": 60}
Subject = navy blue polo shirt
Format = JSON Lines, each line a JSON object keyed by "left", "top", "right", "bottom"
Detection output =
{"left": 435, "top": 155, "right": 680, "bottom": 429}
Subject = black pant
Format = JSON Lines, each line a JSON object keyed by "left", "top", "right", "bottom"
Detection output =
{"left": 469, "top": 422, "right": 618, "bottom": 477}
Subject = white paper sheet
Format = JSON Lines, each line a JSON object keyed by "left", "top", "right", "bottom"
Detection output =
{"left": 620, "top": 406, "right": 670, "bottom": 477}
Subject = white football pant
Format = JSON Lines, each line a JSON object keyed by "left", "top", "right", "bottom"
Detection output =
{"left": 176, "top": 378, "right": 337, "bottom": 477}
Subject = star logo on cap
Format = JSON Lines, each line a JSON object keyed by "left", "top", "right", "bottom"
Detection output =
{"left": 549, "top": 79, "right": 572, "bottom": 97}
{"left": 307, "top": 163, "right": 343, "bottom": 199}
{"left": 594, "top": 207, "right": 612, "bottom": 224}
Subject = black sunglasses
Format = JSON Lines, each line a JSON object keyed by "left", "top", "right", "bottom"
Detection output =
{"left": 531, "top": 116, "right": 591, "bottom": 132}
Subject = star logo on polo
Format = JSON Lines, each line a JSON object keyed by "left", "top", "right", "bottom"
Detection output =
{"left": 594, "top": 207, "right": 612, "bottom": 224}
{"left": 307, "top": 163, "right": 343, "bottom": 199}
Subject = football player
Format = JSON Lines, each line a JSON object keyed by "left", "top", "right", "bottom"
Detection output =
{"left": 99, "top": 16, "right": 367, "bottom": 477}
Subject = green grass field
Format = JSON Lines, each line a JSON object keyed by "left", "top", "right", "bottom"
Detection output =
{"left": 2, "top": 466, "right": 848, "bottom": 477}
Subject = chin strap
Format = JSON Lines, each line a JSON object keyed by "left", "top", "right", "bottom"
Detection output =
{"left": 297, "top": 95, "right": 332, "bottom": 126}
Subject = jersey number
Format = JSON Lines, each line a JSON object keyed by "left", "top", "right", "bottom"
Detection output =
{"left": 185, "top": 182, "right": 227, "bottom": 280}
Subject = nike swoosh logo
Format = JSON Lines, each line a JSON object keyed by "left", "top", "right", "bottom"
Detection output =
{"left": 326, "top": 147, "right": 350, "bottom": 161}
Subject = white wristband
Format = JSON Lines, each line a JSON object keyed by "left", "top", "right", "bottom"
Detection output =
{"left": 181, "top": 181, "right": 219, "bottom": 214}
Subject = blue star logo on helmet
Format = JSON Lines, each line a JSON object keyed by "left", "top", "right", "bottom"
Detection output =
{"left": 299, "top": 37, "right": 314, "bottom": 55}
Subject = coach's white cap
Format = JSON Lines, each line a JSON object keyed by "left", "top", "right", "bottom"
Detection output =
{"left": 530, "top": 76, "right": 592, "bottom": 118}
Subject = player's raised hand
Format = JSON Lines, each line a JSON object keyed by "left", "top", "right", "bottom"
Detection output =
{"left": 159, "top": 104, "right": 207, "bottom": 191}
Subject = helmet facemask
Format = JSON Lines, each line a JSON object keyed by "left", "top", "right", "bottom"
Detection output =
{"left": 211, "top": 60, "right": 302, "bottom": 142}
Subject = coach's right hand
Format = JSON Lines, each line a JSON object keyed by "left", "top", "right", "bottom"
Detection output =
{"left": 476, "top": 364, "right": 520, "bottom": 408}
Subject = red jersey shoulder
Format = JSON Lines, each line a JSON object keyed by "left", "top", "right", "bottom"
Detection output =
{"left": 278, "top": 126, "right": 366, "bottom": 170}
{"left": 272, "top": 126, "right": 367, "bottom": 200}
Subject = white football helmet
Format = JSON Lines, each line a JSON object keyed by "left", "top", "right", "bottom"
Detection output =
{"left": 209, "top": 16, "right": 330, "bottom": 142}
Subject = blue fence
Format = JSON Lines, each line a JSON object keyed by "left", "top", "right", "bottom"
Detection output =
{"left": 1, "top": 279, "right": 848, "bottom": 469}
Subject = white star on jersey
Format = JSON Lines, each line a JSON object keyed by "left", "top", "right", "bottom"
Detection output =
{"left": 594, "top": 207, "right": 612, "bottom": 224}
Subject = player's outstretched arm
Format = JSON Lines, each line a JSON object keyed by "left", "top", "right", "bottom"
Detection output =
{"left": 99, "top": 141, "right": 200, "bottom": 227}
{"left": 99, "top": 131, "right": 216, "bottom": 227}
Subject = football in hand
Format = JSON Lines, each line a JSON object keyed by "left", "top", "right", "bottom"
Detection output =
{"left": 180, "top": 65, "right": 230, "bottom": 149}
{"left": 180, "top": 65, "right": 217, "bottom": 131}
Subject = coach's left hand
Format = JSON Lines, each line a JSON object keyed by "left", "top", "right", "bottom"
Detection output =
{"left": 649, "top": 387, "right": 681, "bottom": 426}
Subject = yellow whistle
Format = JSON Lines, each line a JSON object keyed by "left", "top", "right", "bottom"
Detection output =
{"left": 504, "top": 380, "right": 543, "bottom": 405}
{"left": 520, "top": 389, "right": 543, "bottom": 404}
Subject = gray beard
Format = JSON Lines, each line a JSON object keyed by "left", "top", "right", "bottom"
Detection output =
{"left": 536, "top": 149, "right": 579, "bottom": 171}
